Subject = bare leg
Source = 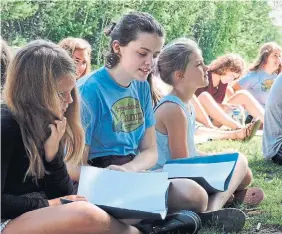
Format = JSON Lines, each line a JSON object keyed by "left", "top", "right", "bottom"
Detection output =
{"left": 236, "top": 167, "right": 253, "bottom": 191}
{"left": 207, "top": 153, "right": 248, "bottom": 211}
{"left": 195, "top": 122, "right": 256, "bottom": 141}
{"left": 191, "top": 95, "right": 216, "bottom": 128}
{"left": 226, "top": 90, "right": 264, "bottom": 123}
{"left": 198, "top": 92, "right": 242, "bottom": 129}
{"left": 3, "top": 201, "right": 141, "bottom": 234}
{"left": 167, "top": 178, "right": 209, "bottom": 213}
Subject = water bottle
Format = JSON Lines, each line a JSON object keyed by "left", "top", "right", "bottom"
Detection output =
{"left": 232, "top": 107, "right": 245, "bottom": 126}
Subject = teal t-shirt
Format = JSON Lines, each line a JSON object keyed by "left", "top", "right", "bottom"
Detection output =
{"left": 77, "top": 67, "right": 155, "bottom": 160}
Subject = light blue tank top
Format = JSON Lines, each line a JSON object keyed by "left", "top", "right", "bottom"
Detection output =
{"left": 153, "top": 95, "right": 198, "bottom": 170}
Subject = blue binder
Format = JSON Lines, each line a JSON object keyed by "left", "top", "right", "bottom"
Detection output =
{"left": 163, "top": 153, "right": 239, "bottom": 193}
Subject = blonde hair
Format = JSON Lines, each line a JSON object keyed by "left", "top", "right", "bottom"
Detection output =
{"left": 4, "top": 40, "right": 85, "bottom": 182}
{"left": 209, "top": 53, "right": 245, "bottom": 77}
{"left": 250, "top": 42, "right": 281, "bottom": 74}
{"left": 59, "top": 37, "right": 91, "bottom": 77}
{"left": 1, "top": 38, "right": 12, "bottom": 88}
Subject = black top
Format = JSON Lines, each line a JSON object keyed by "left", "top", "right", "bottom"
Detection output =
{"left": 1, "top": 105, "right": 74, "bottom": 219}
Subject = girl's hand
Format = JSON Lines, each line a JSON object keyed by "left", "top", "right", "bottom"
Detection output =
{"left": 48, "top": 195, "right": 87, "bottom": 206}
{"left": 44, "top": 117, "right": 67, "bottom": 162}
{"left": 107, "top": 165, "right": 129, "bottom": 172}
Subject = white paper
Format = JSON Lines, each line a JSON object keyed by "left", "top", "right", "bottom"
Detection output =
{"left": 78, "top": 166, "right": 169, "bottom": 217}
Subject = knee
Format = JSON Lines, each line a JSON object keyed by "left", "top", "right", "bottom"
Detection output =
{"left": 243, "top": 167, "right": 253, "bottom": 186}
{"left": 67, "top": 201, "right": 107, "bottom": 228}
{"left": 237, "top": 153, "right": 249, "bottom": 173}
{"left": 186, "top": 182, "right": 209, "bottom": 212}
{"left": 233, "top": 90, "right": 251, "bottom": 99}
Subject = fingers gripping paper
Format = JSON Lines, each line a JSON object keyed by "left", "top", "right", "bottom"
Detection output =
{"left": 78, "top": 166, "right": 170, "bottom": 219}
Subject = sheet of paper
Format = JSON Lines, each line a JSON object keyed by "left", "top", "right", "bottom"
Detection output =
{"left": 78, "top": 166, "right": 169, "bottom": 215}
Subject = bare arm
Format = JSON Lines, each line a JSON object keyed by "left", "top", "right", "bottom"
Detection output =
{"left": 158, "top": 102, "right": 190, "bottom": 159}
{"left": 122, "top": 126, "right": 158, "bottom": 172}
{"left": 191, "top": 95, "right": 215, "bottom": 128}
{"left": 225, "top": 86, "right": 235, "bottom": 99}
{"left": 232, "top": 81, "right": 242, "bottom": 92}
{"left": 66, "top": 145, "right": 89, "bottom": 182}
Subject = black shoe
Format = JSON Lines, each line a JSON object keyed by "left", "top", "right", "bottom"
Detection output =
{"left": 245, "top": 115, "right": 254, "bottom": 124}
{"left": 199, "top": 208, "right": 246, "bottom": 233}
{"left": 135, "top": 210, "right": 201, "bottom": 234}
{"left": 272, "top": 155, "right": 282, "bottom": 165}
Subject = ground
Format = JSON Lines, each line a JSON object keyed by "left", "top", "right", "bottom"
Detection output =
{"left": 197, "top": 136, "right": 282, "bottom": 234}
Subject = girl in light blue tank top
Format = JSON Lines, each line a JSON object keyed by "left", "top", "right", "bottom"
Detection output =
{"left": 153, "top": 38, "right": 260, "bottom": 218}
{"left": 154, "top": 95, "right": 197, "bottom": 169}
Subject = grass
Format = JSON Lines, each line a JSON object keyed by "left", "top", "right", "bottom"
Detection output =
{"left": 197, "top": 136, "right": 282, "bottom": 233}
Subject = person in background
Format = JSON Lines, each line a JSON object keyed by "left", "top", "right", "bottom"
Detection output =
{"left": 1, "top": 38, "right": 12, "bottom": 91}
{"left": 59, "top": 37, "right": 92, "bottom": 79}
{"left": 195, "top": 54, "right": 263, "bottom": 130}
{"left": 263, "top": 73, "right": 282, "bottom": 165}
{"left": 233, "top": 42, "right": 281, "bottom": 124}
{"left": 232, "top": 42, "right": 281, "bottom": 108}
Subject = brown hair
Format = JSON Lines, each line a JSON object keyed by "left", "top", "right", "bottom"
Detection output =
{"left": 4, "top": 40, "right": 85, "bottom": 182}
{"left": 104, "top": 12, "right": 165, "bottom": 69}
{"left": 208, "top": 53, "right": 245, "bottom": 77}
{"left": 157, "top": 38, "right": 201, "bottom": 86}
{"left": 250, "top": 42, "right": 281, "bottom": 74}
{"left": 59, "top": 37, "right": 92, "bottom": 77}
{"left": 1, "top": 38, "right": 12, "bottom": 88}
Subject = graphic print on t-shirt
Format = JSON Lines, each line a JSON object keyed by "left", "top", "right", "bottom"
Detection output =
{"left": 111, "top": 97, "right": 144, "bottom": 133}
{"left": 261, "top": 79, "right": 274, "bottom": 92}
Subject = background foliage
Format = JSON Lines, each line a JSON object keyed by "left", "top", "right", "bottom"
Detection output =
{"left": 1, "top": 0, "right": 282, "bottom": 66}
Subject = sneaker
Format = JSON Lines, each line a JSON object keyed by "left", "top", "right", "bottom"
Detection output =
{"left": 135, "top": 210, "right": 201, "bottom": 234}
{"left": 199, "top": 208, "right": 246, "bottom": 233}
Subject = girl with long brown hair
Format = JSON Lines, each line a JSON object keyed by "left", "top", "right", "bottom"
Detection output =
{"left": 233, "top": 42, "right": 281, "bottom": 107}
{"left": 1, "top": 40, "right": 144, "bottom": 234}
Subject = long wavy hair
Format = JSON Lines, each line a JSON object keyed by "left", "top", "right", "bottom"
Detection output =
{"left": 4, "top": 40, "right": 85, "bottom": 182}
{"left": 59, "top": 37, "right": 92, "bottom": 77}
{"left": 249, "top": 42, "right": 281, "bottom": 74}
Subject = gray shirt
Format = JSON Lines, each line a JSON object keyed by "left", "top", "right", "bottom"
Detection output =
{"left": 239, "top": 70, "right": 277, "bottom": 107}
{"left": 263, "top": 73, "right": 282, "bottom": 159}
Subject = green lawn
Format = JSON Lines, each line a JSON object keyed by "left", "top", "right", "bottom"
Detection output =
{"left": 197, "top": 136, "right": 282, "bottom": 234}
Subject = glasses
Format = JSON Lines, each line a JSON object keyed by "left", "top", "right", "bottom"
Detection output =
{"left": 74, "top": 60, "right": 87, "bottom": 67}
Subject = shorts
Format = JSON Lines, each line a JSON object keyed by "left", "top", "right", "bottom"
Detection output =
{"left": 88, "top": 154, "right": 135, "bottom": 168}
